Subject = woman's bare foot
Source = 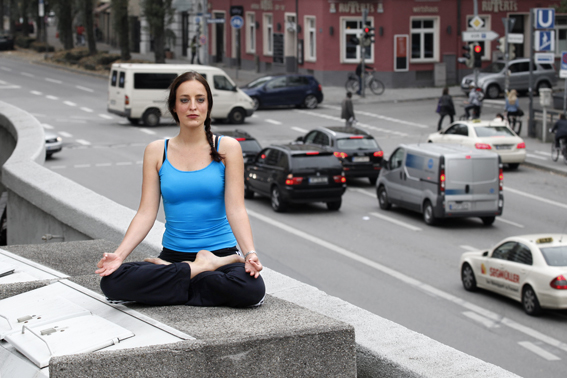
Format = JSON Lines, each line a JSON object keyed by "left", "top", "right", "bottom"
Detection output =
{"left": 186, "top": 250, "right": 244, "bottom": 278}
{"left": 144, "top": 257, "right": 171, "bottom": 265}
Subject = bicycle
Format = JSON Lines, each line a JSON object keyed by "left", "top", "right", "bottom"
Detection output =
{"left": 550, "top": 131, "right": 567, "bottom": 164}
{"left": 458, "top": 104, "right": 482, "bottom": 120}
{"left": 506, "top": 112, "right": 523, "bottom": 136}
{"left": 345, "top": 71, "right": 385, "bottom": 95}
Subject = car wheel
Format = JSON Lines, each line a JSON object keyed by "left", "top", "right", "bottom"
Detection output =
{"left": 228, "top": 108, "right": 245, "bottom": 124}
{"left": 481, "top": 216, "right": 495, "bottom": 226}
{"left": 461, "top": 263, "right": 477, "bottom": 292}
{"left": 46, "top": 152, "right": 53, "bottom": 158}
{"left": 244, "top": 183, "right": 255, "bottom": 199}
{"left": 368, "top": 176, "right": 377, "bottom": 185}
{"left": 251, "top": 97, "right": 260, "bottom": 111}
{"left": 536, "top": 81, "right": 551, "bottom": 94}
{"left": 423, "top": 200, "right": 436, "bottom": 225}
{"left": 271, "top": 186, "right": 288, "bottom": 212}
{"left": 327, "top": 199, "right": 342, "bottom": 211}
{"left": 303, "top": 95, "right": 318, "bottom": 109}
{"left": 377, "top": 186, "right": 391, "bottom": 210}
{"left": 127, "top": 117, "right": 140, "bottom": 125}
{"left": 142, "top": 109, "right": 160, "bottom": 127}
{"left": 522, "top": 285, "right": 542, "bottom": 316}
{"left": 486, "top": 84, "right": 500, "bottom": 99}
{"left": 507, "top": 163, "right": 519, "bottom": 170}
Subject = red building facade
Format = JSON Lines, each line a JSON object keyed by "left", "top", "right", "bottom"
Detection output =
{"left": 206, "top": 0, "right": 562, "bottom": 87}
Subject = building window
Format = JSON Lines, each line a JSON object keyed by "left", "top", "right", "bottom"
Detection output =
{"left": 246, "top": 12, "right": 256, "bottom": 53}
{"left": 557, "top": 16, "right": 567, "bottom": 56}
{"left": 305, "top": 16, "right": 316, "bottom": 61}
{"left": 465, "top": 15, "right": 491, "bottom": 61}
{"left": 263, "top": 13, "right": 273, "bottom": 56}
{"left": 342, "top": 18, "right": 373, "bottom": 64}
{"left": 410, "top": 17, "right": 438, "bottom": 62}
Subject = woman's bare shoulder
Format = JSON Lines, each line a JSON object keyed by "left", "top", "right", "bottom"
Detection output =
{"left": 145, "top": 139, "right": 166, "bottom": 158}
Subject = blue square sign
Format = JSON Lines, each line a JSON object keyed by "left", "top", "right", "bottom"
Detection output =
{"left": 535, "top": 8, "right": 555, "bottom": 29}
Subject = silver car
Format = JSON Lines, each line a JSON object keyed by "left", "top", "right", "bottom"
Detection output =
{"left": 461, "top": 58, "right": 557, "bottom": 99}
{"left": 45, "top": 131, "right": 62, "bottom": 157}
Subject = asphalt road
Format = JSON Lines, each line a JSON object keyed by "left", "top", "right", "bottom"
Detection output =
{"left": 2, "top": 55, "right": 567, "bottom": 377}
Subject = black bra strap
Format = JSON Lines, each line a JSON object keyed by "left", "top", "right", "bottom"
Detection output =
{"left": 214, "top": 134, "right": 219, "bottom": 151}
{"left": 163, "top": 139, "right": 168, "bottom": 163}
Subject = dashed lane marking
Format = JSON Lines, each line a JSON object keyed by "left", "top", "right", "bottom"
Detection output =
{"left": 45, "top": 78, "right": 62, "bottom": 84}
{"left": 80, "top": 107, "right": 94, "bottom": 113}
{"left": 74, "top": 164, "right": 91, "bottom": 168}
{"left": 42, "top": 124, "right": 54, "bottom": 130}
{"left": 265, "top": 119, "right": 282, "bottom": 125}
{"left": 58, "top": 131, "right": 72, "bottom": 138}
{"left": 76, "top": 139, "right": 91, "bottom": 146}
{"left": 64, "top": 101, "right": 77, "bottom": 107}
{"left": 21, "top": 72, "right": 34, "bottom": 77}
{"left": 46, "top": 95, "right": 58, "bottom": 100}
{"left": 534, "top": 150, "right": 550, "bottom": 156}
{"left": 99, "top": 114, "right": 113, "bottom": 120}
{"left": 462, "top": 311, "right": 500, "bottom": 328}
{"left": 48, "top": 161, "right": 144, "bottom": 170}
{"left": 504, "top": 187, "right": 567, "bottom": 210}
{"left": 76, "top": 85, "right": 95, "bottom": 93}
{"left": 496, "top": 217, "right": 524, "bottom": 228}
{"left": 31, "top": 90, "right": 42, "bottom": 95}
{"left": 526, "top": 153, "right": 548, "bottom": 161}
{"left": 116, "top": 162, "right": 133, "bottom": 166}
{"left": 369, "top": 212, "right": 422, "bottom": 231}
{"left": 321, "top": 104, "right": 428, "bottom": 129}
{"left": 0, "top": 85, "right": 20, "bottom": 89}
{"left": 0, "top": 67, "right": 12, "bottom": 71}
{"left": 291, "top": 126, "right": 308, "bottom": 133}
{"left": 140, "top": 129, "right": 156, "bottom": 135}
{"left": 518, "top": 341, "right": 561, "bottom": 361}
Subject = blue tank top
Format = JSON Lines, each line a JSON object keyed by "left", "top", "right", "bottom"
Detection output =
{"left": 159, "top": 137, "right": 237, "bottom": 252}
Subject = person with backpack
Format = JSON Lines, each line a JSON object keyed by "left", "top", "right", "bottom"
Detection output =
{"left": 436, "top": 87, "right": 455, "bottom": 131}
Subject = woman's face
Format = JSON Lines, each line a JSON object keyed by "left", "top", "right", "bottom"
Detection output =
{"left": 173, "top": 80, "right": 209, "bottom": 127}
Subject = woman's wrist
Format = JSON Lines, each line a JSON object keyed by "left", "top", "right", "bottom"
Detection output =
{"left": 244, "top": 250, "right": 257, "bottom": 261}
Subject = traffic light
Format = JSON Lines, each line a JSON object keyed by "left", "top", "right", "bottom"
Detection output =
{"left": 509, "top": 44, "right": 516, "bottom": 60}
{"left": 362, "top": 27, "right": 375, "bottom": 47}
{"left": 459, "top": 44, "right": 474, "bottom": 68}
{"left": 350, "top": 36, "right": 360, "bottom": 46}
{"left": 473, "top": 43, "right": 482, "bottom": 68}
{"left": 497, "top": 37, "right": 506, "bottom": 54}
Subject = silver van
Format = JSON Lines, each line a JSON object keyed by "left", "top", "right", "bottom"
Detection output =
{"left": 376, "top": 144, "right": 503, "bottom": 226}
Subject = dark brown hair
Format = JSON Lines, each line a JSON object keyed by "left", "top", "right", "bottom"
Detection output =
{"left": 167, "top": 71, "right": 222, "bottom": 162}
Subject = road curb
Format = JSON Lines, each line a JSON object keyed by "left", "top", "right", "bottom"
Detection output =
{"left": 521, "top": 160, "right": 567, "bottom": 177}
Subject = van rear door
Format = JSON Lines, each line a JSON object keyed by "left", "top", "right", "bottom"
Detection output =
{"left": 470, "top": 155, "right": 499, "bottom": 212}
{"left": 108, "top": 68, "right": 125, "bottom": 115}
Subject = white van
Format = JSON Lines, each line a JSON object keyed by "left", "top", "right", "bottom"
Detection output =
{"left": 376, "top": 144, "right": 503, "bottom": 226}
{"left": 107, "top": 64, "right": 255, "bottom": 126}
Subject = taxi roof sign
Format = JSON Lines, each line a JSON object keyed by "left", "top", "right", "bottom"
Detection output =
{"left": 536, "top": 237, "right": 553, "bottom": 244}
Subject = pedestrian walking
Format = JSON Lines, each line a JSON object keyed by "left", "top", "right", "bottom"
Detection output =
{"left": 436, "top": 87, "right": 455, "bottom": 130}
{"left": 341, "top": 91, "right": 355, "bottom": 127}
{"left": 190, "top": 36, "right": 199, "bottom": 64}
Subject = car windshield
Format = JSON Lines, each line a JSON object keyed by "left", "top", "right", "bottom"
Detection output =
{"left": 244, "top": 76, "right": 274, "bottom": 88}
{"left": 474, "top": 126, "right": 515, "bottom": 137}
{"left": 292, "top": 155, "right": 339, "bottom": 169}
{"left": 540, "top": 245, "right": 567, "bottom": 266}
{"left": 481, "top": 62, "right": 506, "bottom": 73}
{"left": 239, "top": 140, "right": 262, "bottom": 152}
{"left": 336, "top": 138, "right": 379, "bottom": 150}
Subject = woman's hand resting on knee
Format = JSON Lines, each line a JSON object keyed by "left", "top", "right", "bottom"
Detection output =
{"left": 96, "top": 253, "right": 124, "bottom": 277}
{"left": 245, "top": 254, "right": 263, "bottom": 279}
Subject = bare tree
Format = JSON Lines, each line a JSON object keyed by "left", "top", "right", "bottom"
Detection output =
{"left": 84, "top": 0, "right": 96, "bottom": 54}
{"left": 54, "top": 0, "right": 74, "bottom": 49}
{"left": 141, "top": 0, "right": 173, "bottom": 63}
{"left": 112, "top": 0, "right": 130, "bottom": 60}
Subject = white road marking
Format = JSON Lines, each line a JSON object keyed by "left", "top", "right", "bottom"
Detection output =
{"left": 63, "top": 101, "right": 77, "bottom": 107}
{"left": 483, "top": 99, "right": 505, "bottom": 105}
{"left": 95, "top": 163, "right": 112, "bottom": 167}
{"left": 534, "top": 150, "right": 550, "bottom": 156}
{"left": 322, "top": 105, "right": 427, "bottom": 129}
{"left": 76, "top": 139, "right": 91, "bottom": 145}
{"left": 136, "top": 161, "right": 143, "bottom": 164}
{"left": 292, "top": 126, "right": 308, "bottom": 133}
{"left": 504, "top": 187, "right": 567, "bottom": 210}
{"left": 369, "top": 212, "right": 422, "bottom": 231}
{"left": 0, "top": 67, "right": 12, "bottom": 71}
{"left": 140, "top": 129, "right": 156, "bottom": 135}
{"left": 50, "top": 165, "right": 66, "bottom": 169}
{"left": 46, "top": 95, "right": 59, "bottom": 100}
{"left": 518, "top": 341, "right": 561, "bottom": 361}
{"left": 42, "top": 124, "right": 54, "bottom": 130}
{"left": 74, "top": 164, "right": 91, "bottom": 168}
{"left": 0, "top": 80, "right": 5, "bottom": 84}
{"left": 58, "top": 131, "right": 72, "bottom": 138}
{"left": 0, "top": 85, "right": 20, "bottom": 89}
{"left": 526, "top": 153, "right": 548, "bottom": 161}
{"left": 21, "top": 72, "right": 34, "bottom": 77}
{"left": 116, "top": 162, "right": 133, "bottom": 166}
{"left": 76, "top": 85, "right": 94, "bottom": 92}
{"left": 460, "top": 245, "right": 479, "bottom": 251}
{"left": 495, "top": 217, "right": 524, "bottom": 228}
{"left": 462, "top": 311, "right": 500, "bottom": 328}
{"left": 265, "top": 119, "right": 282, "bottom": 125}
{"left": 45, "top": 78, "right": 62, "bottom": 84}
{"left": 248, "top": 208, "right": 567, "bottom": 354}
{"left": 349, "top": 187, "right": 375, "bottom": 198}
{"left": 99, "top": 114, "right": 113, "bottom": 120}
{"left": 31, "top": 90, "right": 42, "bottom": 95}
{"left": 80, "top": 107, "right": 94, "bottom": 113}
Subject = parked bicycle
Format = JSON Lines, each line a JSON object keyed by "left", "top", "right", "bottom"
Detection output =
{"left": 345, "top": 71, "right": 385, "bottom": 95}
{"left": 550, "top": 129, "right": 567, "bottom": 164}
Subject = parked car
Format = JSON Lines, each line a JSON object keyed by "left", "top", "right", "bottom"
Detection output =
{"left": 0, "top": 33, "right": 14, "bottom": 51}
{"left": 219, "top": 130, "right": 262, "bottom": 164}
{"left": 241, "top": 74, "right": 324, "bottom": 110}
{"left": 244, "top": 144, "right": 346, "bottom": 212}
{"left": 460, "top": 234, "right": 567, "bottom": 316}
{"left": 45, "top": 131, "right": 62, "bottom": 158}
{"left": 295, "top": 126, "right": 383, "bottom": 184}
{"left": 427, "top": 119, "right": 526, "bottom": 169}
{"left": 461, "top": 58, "right": 557, "bottom": 99}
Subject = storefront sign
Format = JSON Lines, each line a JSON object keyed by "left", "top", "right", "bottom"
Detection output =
{"left": 413, "top": 6, "right": 438, "bottom": 13}
{"left": 329, "top": 2, "right": 377, "bottom": 14}
{"left": 394, "top": 34, "right": 408, "bottom": 72}
{"left": 481, "top": 0, "right": 518, "bottom": 13}
{"left": 251, "top": 0, "right": 285, "bottom": 11}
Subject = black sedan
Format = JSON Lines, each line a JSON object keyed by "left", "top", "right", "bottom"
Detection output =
{"left": 244, "top": 144, "right": 346, "bottom": 212}
{"left": 0, "top": 34, "right": 14, "bottom": 51}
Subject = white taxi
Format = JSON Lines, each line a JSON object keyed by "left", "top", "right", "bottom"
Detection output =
{"left": 428, "top": 120, "right": 526, "bottom": 169}
{"left": 460, "top": 234, "right": 567, "bottom": 316}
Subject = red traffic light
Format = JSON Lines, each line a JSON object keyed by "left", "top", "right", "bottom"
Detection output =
{"left": 474, "top": 45, "right": 482, "bottom": 53}
{"left": 364, "top": 27, "right": 370, "bottom": 33}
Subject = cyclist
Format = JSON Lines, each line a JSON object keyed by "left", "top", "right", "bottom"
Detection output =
{"left": 355, "top": 61, "right": 373, "bottom": 95}
{"left": 551, "top": 113, "right": 567, "bottom": 151}
{"left": 464, "top": 86, "right": 483, "bottom": 119}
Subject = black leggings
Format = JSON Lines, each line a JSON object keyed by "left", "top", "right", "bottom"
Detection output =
{"left": 100, "top": 247, "right": 265, "bottom": 307}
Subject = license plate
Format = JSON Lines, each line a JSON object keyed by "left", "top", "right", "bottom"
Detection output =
{"left": 309, "top": 176, "right": 328, "bottom": 185}
{"left": 352, "top": 156, "right": 369, "bottom": 162}
{"left": 448, "top": 202, "right": 470, "bottom": 210}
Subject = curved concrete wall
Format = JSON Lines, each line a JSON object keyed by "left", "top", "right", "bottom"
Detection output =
{"left": 0, "top": 101, "right": 519, "bottom": 378}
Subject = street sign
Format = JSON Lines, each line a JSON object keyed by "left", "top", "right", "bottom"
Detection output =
{"left": 535, "top": 8, "right": 555, "bottom": 29}
{"left": 560, "top": 52, "right": 567, "bottom": 78}
{"left": 207, "top": 18, "right": 225, "bottom": 24}
{"left": 469, "top": 16, "right": 485, "bottom": 30}
{"left": 196, "top": 13, "right": 211, "bottom": 18}
{"left": 507, "top": 33, "right": 524, "bottom": 44}
{"left": 535, "top": 30, "right": 555, "bottom": 51}
{"left": 535, "top": 53, "right": 555, "bottom": 64}
{"left": 462, "top": 31, "right": 499, "bottom": 42}
{"left": 230, "top": 16, "right": 244, "bottom": 29}
{"left": 195, "top": 16, "right": 200, "bottom": 24}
